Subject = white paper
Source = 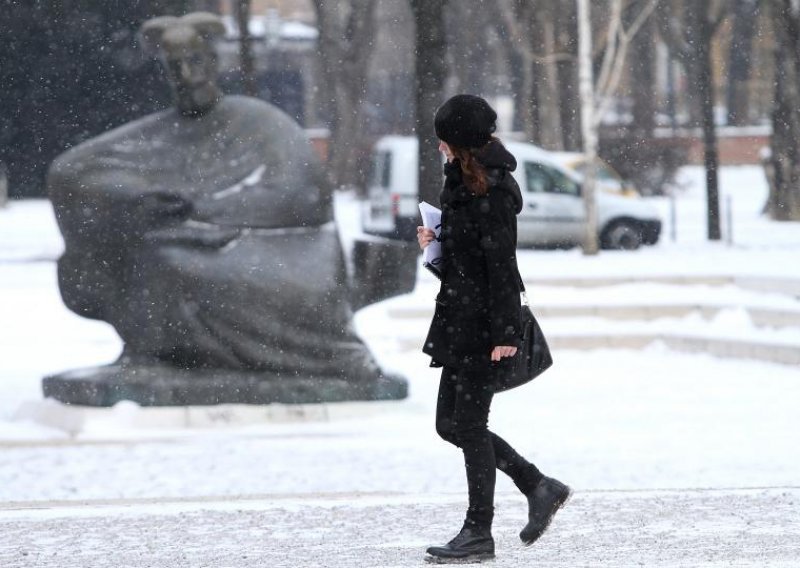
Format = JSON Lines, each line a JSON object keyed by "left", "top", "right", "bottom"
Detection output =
{"left": 418, "top": 201, "right": 443, "bottom": 272}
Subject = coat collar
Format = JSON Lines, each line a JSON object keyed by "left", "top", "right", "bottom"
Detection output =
{"left": 440, "top": 161, "right": 473, "bottom": 206}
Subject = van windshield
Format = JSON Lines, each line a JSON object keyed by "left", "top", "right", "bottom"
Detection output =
{"left": 572, "top": 160, "right": 619, "bottom": 183}
{"left": 525, "top": 162, "right": 580, "bottom": 197}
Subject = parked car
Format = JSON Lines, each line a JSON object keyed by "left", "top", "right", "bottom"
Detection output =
{"left": 548, "top": 151, "right": 640, "bottom": 198}
{"left": 362, "top": 136, "right": 661, "bottom": 250}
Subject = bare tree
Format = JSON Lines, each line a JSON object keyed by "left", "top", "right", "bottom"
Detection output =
{"left": 658, "top": 0, "right": 728, "bottom": 241}
{"left": 496, "top": 0, "right": 658, "bottom": 152}
{"left": 600, "top": 4, "right": 685, "bottom": 198}
{"left": 312, "top": 0, "right": 379, "bottom": 189}
{"left": 233, "top": 0, "right": 257, "bottom": 97}
{"left": 629, "top": 5, "right": 657, "bottom": 136}
{"left": 556, "top": 1, "right": 582, "bottom": 151}
{"left": 577, "top": 0, "right": 600, "bottom": 254}
{"left": 409, "top": 0, "right": 450, "bottom": 206}
{"left": 764, "top": 0, "right": 800, "bottom": 220}
{"left": 493, "top": 0, "right": 539, "bottom": 142}
{"left": 726, "top": 0, "right": 760, "bottom": 126}
{"left": 578, "top": 0, "right": 658, "bottom": 255}
{"left": 495, "top": 0, "right": 566, "bottom": 149}
{"left": 593, "top": 0, "right": 658, "bottom": 125}
{"left": 445, "top": 1, "right": 487, "bottom": 95}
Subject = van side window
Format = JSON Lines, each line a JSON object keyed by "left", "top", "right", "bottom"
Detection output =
{"left": 380, "top": 151, "right": 392, "bottom": 188}
{"left": 524, "top": 162, "right": 551, "bottom": 193}
{"left": 549, "top": 167, "right": 580, "bottom": 196}
{"left": 524, "top": 162, "right": 580, "bottom": 197}
{"left": 370, "top": 151, "right": 392, "bottom": 188}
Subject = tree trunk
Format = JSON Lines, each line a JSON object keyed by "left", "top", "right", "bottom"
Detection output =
{"left": 409, "top": 0, "right": 450, "bottom": 207}
{"left": 312, "top": 0, "right": 378, "bottom": 189}
{"left": 577, "top": 0, "right": 599, "bottom": 255}
{"left": 234, "top": 0, "right": 257, "bottom": 97}
{"left": 492, "top": 0, "right": 539, "bottom": 141}
{"left": 630, "top": 9, "right": 656, "bottom": 136}
{"left": 765, "top": 0, "right": 800, "bottom": 220}
{"left": 696, "top": 0, "right": 722, "bottom": 241}
{"left": 330, "top": 84, "right": 361, "bottom": 189}
{"left": 691, "top": 1, "right": 722, "bottom": 240}
{"left": 445, "top": 0, "right": 485, "bottom": 94}
{"left": 522, "top": 55, "right": 541, "bottom": 142}
{"left": 556, "top": 0, "right": 582, "bottom": 151}
{"left": 662, "top": 0, "right": 724, "bottom": 240}
{"left": 726, "top": 0, "right": 759, "bottom": 126}
{"left": 539, "top": 7, "right": 565, "bottom": 150}
{"left": 698, "top": 52, "right": 722, "bottom": 240}
{"left": 312, "top": 0, "right": 338, "bottom": 131}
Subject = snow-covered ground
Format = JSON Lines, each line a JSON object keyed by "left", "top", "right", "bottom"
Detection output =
{"left": 2, "top": 488, "right": 798, "bottom": 567}
{"left": 1, "top": 166, "right": 799, "bottom": 566}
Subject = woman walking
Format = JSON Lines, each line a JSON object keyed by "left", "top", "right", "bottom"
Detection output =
{"left": 418, "top": 95, "right": 570, "bottom": 563}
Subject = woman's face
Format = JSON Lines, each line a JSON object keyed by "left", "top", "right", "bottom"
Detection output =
{"left": 438, "top": 140, "right": 454, "bottom": 163}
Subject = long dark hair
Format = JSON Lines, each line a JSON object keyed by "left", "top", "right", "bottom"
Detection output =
{"left": 450, "top": 137, "right": 497, "bottom": 196}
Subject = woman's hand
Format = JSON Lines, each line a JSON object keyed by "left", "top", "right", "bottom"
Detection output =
{"left": 491, "top": 345, "right": 518, "bottom": 361}
{"left": 417, "top": 226, "right": 436, "bottom": 250}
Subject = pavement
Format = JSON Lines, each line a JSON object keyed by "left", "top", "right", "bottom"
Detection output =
{"left": 3, "top": 188, "right": 800, "bottom": 567}
{"left": 3, "top": 344, "right": 800, "bottom": 567}
{"left": 1, "top": 488, "right": 798, "bottom": 567}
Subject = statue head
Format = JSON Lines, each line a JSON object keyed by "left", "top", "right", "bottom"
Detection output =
{"left": 141, "top": 13, "right": 226, "bottom": 116}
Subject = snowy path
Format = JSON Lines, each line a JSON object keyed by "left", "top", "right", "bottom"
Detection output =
{"left": 1, "top": 488, "right": 798, "bottom": 567}
{"left": 3, "top": 348, "right": 800, "bottom": 504}
{"left": 2, "top": 166, "right": 800, "bottom": 566}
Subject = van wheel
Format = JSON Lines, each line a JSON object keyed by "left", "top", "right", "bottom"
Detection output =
{"left": 601, "top": 220, "right": 643, "bottom": 250}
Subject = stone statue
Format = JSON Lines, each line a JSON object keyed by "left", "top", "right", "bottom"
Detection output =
{"left": 43, "top": 12, "right": 406, "bottom": 406}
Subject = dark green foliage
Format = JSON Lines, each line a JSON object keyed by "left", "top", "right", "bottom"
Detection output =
{"left": 0, "top": 0, "right": 190, "bottom": 197}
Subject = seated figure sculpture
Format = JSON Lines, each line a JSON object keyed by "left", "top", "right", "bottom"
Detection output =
{"left": 44, "top": 12, "right": 406, "bottom": 406}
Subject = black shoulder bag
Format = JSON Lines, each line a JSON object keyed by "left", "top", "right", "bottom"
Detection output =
{"left": 493, "top": 275, "right": 554, "bottom": 393}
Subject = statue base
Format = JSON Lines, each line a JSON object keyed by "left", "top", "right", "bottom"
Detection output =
{"left": 42, "top": 364, "right": 408, "bottom": 407}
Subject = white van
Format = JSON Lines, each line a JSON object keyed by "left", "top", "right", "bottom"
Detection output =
{"left": 362, "top": 136, "right": 662, "bottom": 250}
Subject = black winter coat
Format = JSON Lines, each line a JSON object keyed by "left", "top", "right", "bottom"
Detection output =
{"left": 423, "top": 140, "right": 524, "bottom": 371}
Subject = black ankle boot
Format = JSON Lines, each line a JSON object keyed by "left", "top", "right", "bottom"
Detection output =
{"left": 425, "top": 523, "right": 495, "bottom": 564}
{"left": 520, "top": 475, "right": 572, "bottom": 546}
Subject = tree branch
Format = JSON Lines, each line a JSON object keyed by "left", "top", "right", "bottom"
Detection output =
{"left": 656, "top": 2, "right": 693, "bottom": 61}
{"left": 620, "top": 0, "right": 658, "bottom": 42}
{"left": 709, "top": 0, "right": 730, "bottom": 34}
{"left": 595, "top": 0, "right": 658, "bottom": 125}
{"left": 595, "top": 0, "right": 623, "bottom": 99}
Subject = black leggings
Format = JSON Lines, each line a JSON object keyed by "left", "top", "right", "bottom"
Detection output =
{"left": 436, "top": 366, "right": 543, "bottom": 528}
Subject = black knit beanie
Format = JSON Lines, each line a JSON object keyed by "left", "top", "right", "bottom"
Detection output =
{"left": 434, "top": 94, "right": 497, "bottom": 149}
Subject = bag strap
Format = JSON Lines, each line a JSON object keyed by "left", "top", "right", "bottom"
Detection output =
{"left": 515, "top": 263, "right": 529, "bottom": 306}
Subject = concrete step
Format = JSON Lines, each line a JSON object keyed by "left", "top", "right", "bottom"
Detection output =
{"left": 11, "top": 398, "right": 414, "bottom": 436}
{"left": 736, "top": 276, "right": 800, "bottom": 298}
{"left": 517, "top": 275, "right": 735, "bottom": 288}
{"left": 512, "top": 274, "right": 800, "bottom": 298}
{"left": 399, "top": 333, "right": 800, "bottom": 366}
{"left": 389, "top": 303, "right": 800, "bottom": 329}
{"left": 385, "top": 274, "right": 800, "bottom": 366}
